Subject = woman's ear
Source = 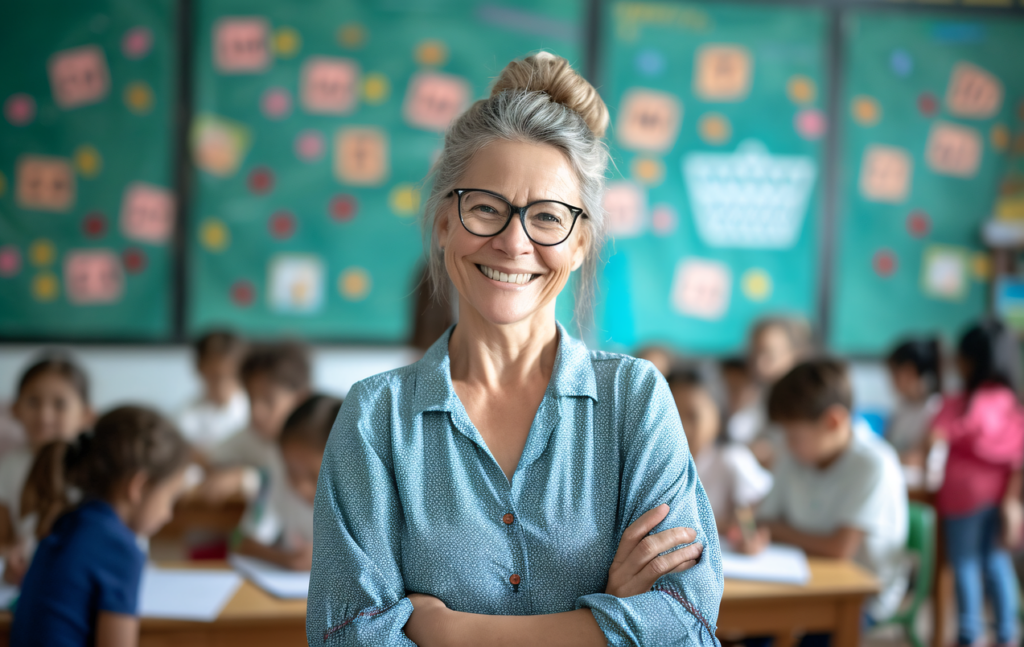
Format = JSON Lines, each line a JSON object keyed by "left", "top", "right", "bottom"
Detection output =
{"left": 570, "top": 225, "right": 590, "bottom": 271}
{"left": 435, "top": 200, "right": 455, "bottom": 251}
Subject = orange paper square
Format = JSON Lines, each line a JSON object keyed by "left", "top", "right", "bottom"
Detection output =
{"left": 945, "top": 62, "right": 1003, "bottom": 120}
{"left": 616, "top": 89, "right": 682, "bottom": 153}
{"left": 16, "top": 155, "right": 76, "bottom": 212}
{"left": 694, "top": 45, "right": 752, "bottom": 102}
{"left": 925, "top": 121, "right": 982, "bottom": 178}
{"left": 859, "top": 145, "right": 912, "bottom": 204}
{"left": 334, "top": 128, "right": 389, "bottom": 186}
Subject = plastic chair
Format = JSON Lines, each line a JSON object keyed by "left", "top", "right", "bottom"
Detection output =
{"left": 876, "top": 502, "right": 936, "bottom": 647}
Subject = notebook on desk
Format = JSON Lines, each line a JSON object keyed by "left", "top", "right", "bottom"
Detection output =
{"left": 229, "top": 554, "right": 310, "bottom": 600}
{"left": 138, "top": 566, "right": 242, "bottom": 621}
{"left": 720, "top": 543, "right": 811, "bottom": 585}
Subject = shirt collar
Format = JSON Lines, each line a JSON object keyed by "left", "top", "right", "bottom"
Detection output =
{"left": 412, "top": 322, "right": 598, "bottom": 415}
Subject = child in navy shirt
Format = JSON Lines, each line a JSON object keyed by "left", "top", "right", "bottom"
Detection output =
{"left": 11, "top": 406, "right": 190, "bottom": 647}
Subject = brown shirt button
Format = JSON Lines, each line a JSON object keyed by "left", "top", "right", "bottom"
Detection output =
{"left": 509, "top": 574, "right": 521, "bottom": 586}
{"left": 502, "top": 513, "right": 514, "bottom": 525}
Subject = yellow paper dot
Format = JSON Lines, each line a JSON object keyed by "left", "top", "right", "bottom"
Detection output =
{"left": 698, "top": 113, "right": 731, "bottom": 145}
{"left": 742, "top": 268, "right": 773, "bottom": 301}
{"left": 389, "top": 184, "right": 421, "bottom": 216}
{"left": 852, "top": 96, "right": 881, "bottom": 126}
{"left": 32, "top": 272, "right": 59, "bottom": 302}
{"left": 272, "top": 27, "right": 301, "bottom": 58}
{"left": 630, "top": 157, "right": 664, "bottom": 185}
{"left": 338, "top": 266, "right": 371, "bottom": 301}
{"left": 74, "top": 145, "right": 102, "bottom": 178}
{"left": 415, "top": 40, "right": 448, "bottom": 66}
{"left": 338, "top": 23, "right": 366, "bottom": 49}
{"left": 787, "top": 76, "right": 816, "bottom": 105}
{"left": 363, "top": 73, "right": 390, "bottom": 105}
{"left": 29, "top": 239, "right": 56, "bottom": 267}
{"left": 0, "top": 171, "right": 6, "bottom": 198}
{"left": 971, "top": 253, "right": 992, "bottom": 280}
{"left": 124, "top": 82, "right": 153, "bottom": 114}
{"left": 991, "top": 124, "right": 1010, "bottom": 152}
{"left": 200, "top": 218, "right": 230, "bottom": 252}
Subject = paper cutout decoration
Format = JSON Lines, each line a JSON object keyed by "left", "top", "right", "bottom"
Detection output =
{"left": 698, "top": 113, "right": 730, "bottom": 145}
{"left": 402, "top": 71, "right": 470, "bottom": 132}
{"left": 200, "top": 218, "right": 230, "bottom": 252}
{"left": 671, "top": 258, "right": 732, "bottom": 320}
{"left": 741, "top": 268, "right": 773, "bottom": 301}
{"left": 683, "top": 140, "right": 816, "bottom": 249}
{"left": 269, "top": 210, "right": 296, "bottom": 239}
{"left": 795, "top": 109, "right": 826, "bottom": 141}
{"left": 921, "top": 245, "right": 968, "bottom": 301}
{"left": 0, "top": 246, "right": 21, "bottom": 277}
{"left": 945, "top": 62, "right": 1003, "bottom": 120}
{"left": 301, "top": 57, "right": 359, "bottom": 114}
{"left": 231, "top": 280, "right": 255, "bottom": 306}
{"left": 907, "top": 210, "right": 930, "bottom": 238}
{"left": 925, "top": 121, "right": 982, "bottom": 178}
{"left": 4, "top": 94, "right": 35, "bottom": 126}
{"left": 991, "top": 124, "right": 1010, "bottom": 152}
{"left": 337, "top": 23, "right": 366, "bottom": 49}
{"left": 873, "top": 249, "right": 897, "bottom": 277}
{"left": 33, "top": 273, "right": 59, "bottom": 302}
{"left": 616, "top": 89, "right": 682, "bottom": 152}
{"left": 64, "top": 250, "right": 124, "bottom": 304}
{"left": 122, "top": 26, "right": 153, "bottom": 59}
{"left": 851, "top": 96, "right": 881, "bottom": 126}
{"left": 787, "top": 76, "right": 815, "bottom": 105}
{"left": 330, "top": 194, "right": 358, "bottom": 222}
{"left": 859, "top": 144, "right": 912, "bottom": 204}
{"left": 334, "top": 127, "right": 388, "bottom": 185}
{"left": 191, "top": 115, "right": 251, "bottom": 177}
{"left": 82, "top": 212, "right": 106, "bottom": 238}
{"left": 268, "top": 254, "right": 324, "bottom": 313}
{"left": 48, "top": 45, "right": 110, "bottom": 109}
{"left": 650, "top": 204, "right": 677, "bottom": 236}
{"left": 415, "top": 40, "right": 448, "bottom": 66}
{"left": 635, "top": 49, "right": 666, "bottom": 76}
{"left": 918, "top": 93, "right": 938, "bottom": 117}
{"left": 890, "top": 50, "right": 913, "bottom": 77}
{"left": 363, "top": 72, "right": 390, "bottom": 104}
{"left": 630, "top": 157, "right": 664, "bottom": 185}
{"left": 261, "top": 87, "right": 291, "bottom": 119}
{"left": 214, "top": 18, "right": 269, "bottom": 72}
{"left": 29, "top": 239, "right": 56, "bottom": 266}
{"left": 295, "top": 130, "right": 325, "bottom": 162}
{"left": 16, "top": 155, "right": 76, "bottom": 212}
{"left": 272, "top": 27, "right": 301, "bottom": 58}
{"left": 248, "top": 167, "right": 274, "bottom": 194}
{"left": 338, "top": 266, "right": 371, "bottom": 300}
{"left": 74, "top": 145, "right": 102, "bottom": 178}
{"left": 693, "top": 45, "right": 752, "bottom": 102}
{"left": 123, "top": 82, "right": 153, "bottom": 114}
{"left": 120, "top": 183, "right": 174, "bottom": 244}
{"left": 603, "top": 182, "right": 647, "bottom": 238}
{"left": 122, "top": 248, "right": 146, "bottom": 274}
{"left": 389, "top": 184, "right": 421, "bottom": 216}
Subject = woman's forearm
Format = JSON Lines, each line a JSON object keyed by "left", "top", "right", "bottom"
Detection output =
{"left": 442, "top": 608, "right": 605, "bottom": 647}
{"left": 1005, "top": 469, "right": 1023, "bottom": 503}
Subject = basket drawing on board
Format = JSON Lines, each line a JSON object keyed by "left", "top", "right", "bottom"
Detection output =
{"left": 683, "top": 140, "right": 817, "bottom": 249}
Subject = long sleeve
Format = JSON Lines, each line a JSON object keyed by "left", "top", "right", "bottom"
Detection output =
{"left": 575, "top": 362, "right": 723, "bottom": 647}
{"left": 306, "top": 380, "right": 416, "bottom": 646}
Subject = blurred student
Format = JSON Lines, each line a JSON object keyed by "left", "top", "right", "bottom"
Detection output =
{"left": 931, "top": 321, "right": 1022, "bottom": 647}
{"left": 178, "top": 330, "right": 249, "bottom": 456}
{"left": 886, "top": 338, "right": 945, "bottom": 490}
{"left": 0, "top": 354, "right": 93, "bottom": 585}
{"left": 635, "top": 345, "right": 675, "bottom": 378}
{"left": 668, "top": 370, "right": 771, "bottom": 549}
{"left": 721, "top": 357, "right": 761, "bottom": 446}
{"left": 11, "top": 406, "right": 190, "bottom": 647}
{"left": 236, "top": 394, "right": 341, "bottom": 571}
{"left": 201, "top": 341, "right": 311, "bottom": 501}
{"left": 756, "top": 360, "right": 908, "bottom": 625}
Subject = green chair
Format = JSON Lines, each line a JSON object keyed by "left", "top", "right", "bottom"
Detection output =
{"left": 876, "top": 501, "right": 936, "bottom": 647}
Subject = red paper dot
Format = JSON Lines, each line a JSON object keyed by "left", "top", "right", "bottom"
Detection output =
{"left": 873, "top": 250, "right": 897, "bottom": 277}
{"left": 82, "top": 212, "right": 107, "bottom": 238}
{"left": 231, "top": 281, "right": 255, "bottom": 307}
{"left": 248, "top": 167, "right": 274, "bottom": 195}
{"left": 269, "top": 210, "right": 296, "bottom": 239}
{"left": 330, "top": 194, "right": 358, "bottom": 222}
{"left": 122, "top": 248, "right": 146, "bottom": 274}
{"left": 918, "top": 93, "right": 937, "bottom": 117}
{"left": 907, "top": 210, "right": 930, "bottom": 238}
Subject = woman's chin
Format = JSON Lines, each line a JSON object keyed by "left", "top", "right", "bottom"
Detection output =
{"left": 465, "top": 296, "right": 544, "bottom": 328}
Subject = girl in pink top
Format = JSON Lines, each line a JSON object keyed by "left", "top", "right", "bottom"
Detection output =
{"left": 933, "top": 321, "right": 1023, "bottom": 647}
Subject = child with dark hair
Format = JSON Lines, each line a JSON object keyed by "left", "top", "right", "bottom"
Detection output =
{"left": 1, "top": 353, "right": 93, "bottom": 585}
{"left": 178, "top": 330, "right": 249, "bottom": 455}
{"left": 236, "top": 394, "right": 341, "bottom": 571}
{"left": 756, "top": 359, "right": 908, "bottom": 625}
{"left": 11, "top": 406, "right": 190, "bottom": 647}
{"left": 886, "top": 338, "right": 943, "bottom": 459}
{"left": 931, "top": 321, "right": 1023, "bottom": 647}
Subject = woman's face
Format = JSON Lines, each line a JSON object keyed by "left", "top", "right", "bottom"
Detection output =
{"left": 436, "top": 139, "right": 588, "bottom": 328}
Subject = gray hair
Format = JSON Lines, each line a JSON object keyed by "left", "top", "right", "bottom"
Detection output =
{"left": 421, "top": 89, "right": 609, "bottom": 333}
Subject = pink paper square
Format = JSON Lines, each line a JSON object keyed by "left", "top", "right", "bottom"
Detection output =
{"left": 301, "top": 57, "right": 359, "bottom": 114}
{"left": 48, "top": 45, "right": 110, "bottom": 109}
{"left": 403, "top": 72, "right": 470, "bottom": 132}
{"left": 64, "top": 250, "right": 124, "bottom": 304}
{"left": 671, "top": 258, "right": 732, "bottom": 320}
{"left": 120, "top": 183, "right": 175, "bottom": 243}
{"left": 214, "top": 18, "right": 269, "bottom": 73}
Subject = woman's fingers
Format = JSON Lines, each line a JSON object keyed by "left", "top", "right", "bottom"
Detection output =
{"left": 620, "top": 525, "right": 697, "bottom": 575}
{"left": 638, "top": 541, "right": 704, "bottom": 583}
{"left": 610, "top": 504, "right": 670, "bottom": 563}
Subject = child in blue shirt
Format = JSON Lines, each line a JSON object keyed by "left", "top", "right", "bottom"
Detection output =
{"left": 11, "top": 406, "right": 190, "bottom": 647}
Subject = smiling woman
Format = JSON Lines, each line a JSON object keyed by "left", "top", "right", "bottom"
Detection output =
{"left": 306, "top": 52, "right": 723, "bottom": 647}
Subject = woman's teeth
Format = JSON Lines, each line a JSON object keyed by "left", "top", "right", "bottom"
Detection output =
{"left": 478, "top": 264, "right": 534, "bottom": 285}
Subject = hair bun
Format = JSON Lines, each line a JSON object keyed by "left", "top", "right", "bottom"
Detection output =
{"left": 491, "top": 51, "right": 609, "bottom": 139}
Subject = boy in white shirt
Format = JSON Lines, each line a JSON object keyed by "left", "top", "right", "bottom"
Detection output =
{"left": 757, "top": 359, "right": 909, "bottom": 624}
{"left": 178, "top": 330, "right": 249, "bottom": 455}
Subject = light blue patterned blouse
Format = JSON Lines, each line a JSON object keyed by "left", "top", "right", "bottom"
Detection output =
{"left": 307, "top": 324, "right": 723, "bottom": 646}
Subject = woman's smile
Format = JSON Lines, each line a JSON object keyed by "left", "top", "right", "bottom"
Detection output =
{"left": 475, "top": 263, "right": 541, "bottom": 286}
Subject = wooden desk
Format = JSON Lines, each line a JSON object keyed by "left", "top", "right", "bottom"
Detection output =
{"left": 0, "top": 562, "right": 306, "bottom": 647}
{"left": 717, "top": 558, "right": 880, "bottom": 647}
{"left": 155, "top": 496, "right": 247, "bottom": 540}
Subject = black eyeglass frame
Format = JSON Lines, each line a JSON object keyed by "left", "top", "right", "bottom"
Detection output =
{"left": 449, "top": 188, "right": 588, "bottom": 247}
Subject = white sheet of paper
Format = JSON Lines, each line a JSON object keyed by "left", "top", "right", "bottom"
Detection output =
{"left": 138, "top": 566, "right": 242, "bottom": 621}
{"left": 229, "top": 554, "right": 310, "bottom": 599}
{"left": 720, "top": 543, "right": 811, "bottom": 585}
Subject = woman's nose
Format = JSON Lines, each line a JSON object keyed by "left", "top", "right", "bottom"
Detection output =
{"left": 491, "top": 214, "right": 533, "bottom": 256}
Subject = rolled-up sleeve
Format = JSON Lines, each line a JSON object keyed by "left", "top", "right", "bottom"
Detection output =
{"left": 575, "top": 363, "right": 724, "bottom": 646}
{"left": 306, "top": 380, "right": 415, "bottom": 646}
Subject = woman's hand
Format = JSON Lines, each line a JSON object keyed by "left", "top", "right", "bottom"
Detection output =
{"left": 605, "top": 504, "right": 702, "bottom": 598}
{"left": 1002, "top": 496, "right": 1023, "bottom": 550}
{"left": 404, "top": 593, "right": 452, "bottom": 647}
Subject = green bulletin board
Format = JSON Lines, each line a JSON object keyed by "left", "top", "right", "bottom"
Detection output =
{"left": 829, "top": 12, "right": 1024, "bottom": 354}
{"left": 0, "top": 0, "right": 177, "bottom": 340}
{"left": 596, "top": 1, "right": 828, "bottom": 354}
{"left": 187, "top": 0, "right": 583, "bottom": 342}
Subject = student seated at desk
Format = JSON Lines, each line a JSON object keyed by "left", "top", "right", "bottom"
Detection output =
{"left": 1, "top": 354, "right": 93, "bottom": 586}
{"left": 177, "top": 330, "right": 249, "bottom": 457}
{"left": 11, "top": 407, "right": 190, "bottom": 647}
{"left": 200, "top": 341, "right": 311, "bottom": 502}
{"left": 756, "top": 359, "right": 909, "bottom": 626}
{"left": 668, "top": 369, "right": 772, "bottom": 549}
{"left": 236, "top": 394, "right": 342, "bottom": 571}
